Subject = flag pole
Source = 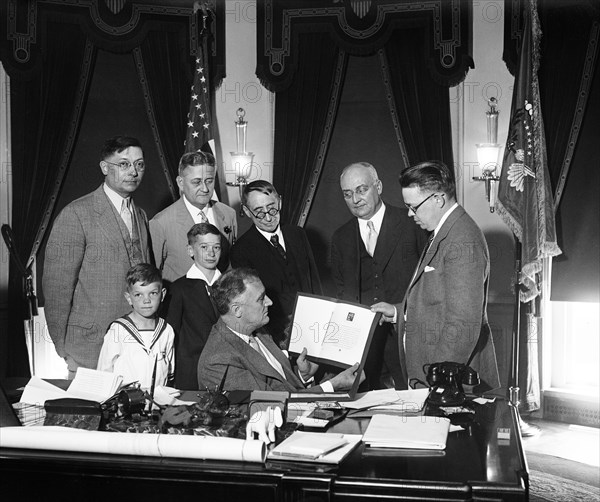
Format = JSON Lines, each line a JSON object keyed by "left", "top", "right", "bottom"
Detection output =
{"left": 509, "top": 235, "right": 541, "bottom": 436}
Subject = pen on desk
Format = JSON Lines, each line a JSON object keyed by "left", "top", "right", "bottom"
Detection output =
{"left": 148, "top": 354, "right": 157, "bottom": 414}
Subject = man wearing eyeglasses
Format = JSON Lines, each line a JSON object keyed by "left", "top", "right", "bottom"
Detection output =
{"left": 43, "top": 136, "right": 152, "bottom": 377}
{"left": 230, "top": 180, "right": 322, "bottom": 348}
{"left": 371, "top": 160, "right": 500, "bottom": 392}
{"left": 331, "top": 162, "right": 428, "bottom": 390}
{"left": 149, "top": 151, "right": 237, "bottom": 285}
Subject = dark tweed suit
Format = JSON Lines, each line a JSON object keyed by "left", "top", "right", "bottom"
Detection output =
{"left": 43, "top": 185, "right": 151, "bottom": 371}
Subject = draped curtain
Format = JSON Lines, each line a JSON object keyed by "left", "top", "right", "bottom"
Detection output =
{"left": 383, "top": 27, "right": 454, "bottom": 168}
{"left": 137, "top": 27, "right": 195, "bottom": 198}
{"left": 259, "top": 1, "right": 472, "bottom": 225}
{"left": 0, "top": 1, "right": 222, "bottom": 377}
{"left": 273, "top": 32, "right": 348, "bottom": 225}
{"left": 0, "top": 11, "right": 96, "bottom": 377}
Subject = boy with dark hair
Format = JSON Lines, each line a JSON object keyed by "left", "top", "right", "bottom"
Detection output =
{"left": 165, "top": 223, "right": 221, "bottom": 390}
{"left": 97, "top": 263, "right": 174, "bottom": 388}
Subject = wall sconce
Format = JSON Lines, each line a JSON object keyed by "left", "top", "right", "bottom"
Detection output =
{"left": 473, "top": 98, "right": 501, "bottom": 212}
{"left": 226, "top": 108, "right": 254, "bottom": 216}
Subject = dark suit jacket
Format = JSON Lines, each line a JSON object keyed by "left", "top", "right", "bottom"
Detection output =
{"left": 399, "top": 205, "right": 500, "bottom": 391}
{"left": 331, "top": 203, "right": 427, "bottom": 304}
{"left": 197, "top": 318, "right": 324, "bottom": 392}
{"left": 230, "top": 224, "right": 322, "bottom": 336}
{"left": 165, "top": 276, "right": 219, "bottom": 390}
{"left": 149, "top": 198, "right": 237, "bottom": 283}
{"left": 43, "top": 184, "right": 151, "bottom": 370}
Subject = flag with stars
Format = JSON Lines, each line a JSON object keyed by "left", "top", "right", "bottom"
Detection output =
{"left": 185, "top": 45, "right": 212, "bottom": 154}
{"left": 496, "top": 0, "right": 560, "bottom": 302}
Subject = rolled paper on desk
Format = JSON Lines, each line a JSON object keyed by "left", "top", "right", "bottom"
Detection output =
{"left": 0, "top": 426, "right": 266, "bottom": 463}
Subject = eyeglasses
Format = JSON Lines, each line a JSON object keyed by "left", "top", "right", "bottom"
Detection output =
{"left": 105, "top": 159, "right": 146, "bottom": 172}
{"left": 342, "top": 181, "right": 378, "bottom": 200}
{"left": 405, "top": 193, "right": 438, "bottom": 213}
{"left": 245, "top": 205, "right": 280, "bottom": 220}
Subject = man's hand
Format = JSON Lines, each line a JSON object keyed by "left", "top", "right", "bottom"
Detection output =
{"left": 371, "top": 302, "right": 397, "bottom": 324}
{"left": 246, "top": 403, "right": 284, "bottom": 444}
{"left": 296, "top": 347, "right": 319, "bottom": 381}
{"left": 327, "top": 363, "right": 365, "bottom": 391}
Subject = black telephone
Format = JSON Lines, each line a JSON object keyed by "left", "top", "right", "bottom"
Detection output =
{"left": 424, "top": 362, "right": 480, "bottom": 406}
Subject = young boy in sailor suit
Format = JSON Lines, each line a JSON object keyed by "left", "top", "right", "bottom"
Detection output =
{"left": 97, "top": 263, "right": 174, "bottom": 388}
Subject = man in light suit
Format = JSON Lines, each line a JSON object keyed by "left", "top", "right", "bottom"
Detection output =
{"left": 43, "top": 136, "right": 152, "bottom": 377}
{"left": 230, "top": 180, "right": 321, "bottom": 347}
{"left": 197, "top": 268, "right": 360, "bottom": 392}
{"left": 331, "top": 162, "right": 428, "bottom": 390}
{"left": 372, "top": 161, "right": 500, "bottom": 392}
{"left": 150, "top": 151, "right": 237, "bottom": 284}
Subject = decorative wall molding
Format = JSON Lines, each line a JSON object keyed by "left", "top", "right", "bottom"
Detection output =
{"left": 257, "top": 0, "right": 473, "bottom": 91}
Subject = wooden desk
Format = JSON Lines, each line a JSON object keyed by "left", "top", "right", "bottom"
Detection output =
{"left": 0, "top": 394, "right": 527, "bottom": 501}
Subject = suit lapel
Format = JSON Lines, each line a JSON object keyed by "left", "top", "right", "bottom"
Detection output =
{"left": 93, "top": 186, "right": 127, "bottom": 251}
{"left": 174, "top": 198, "right": 195, "bottom": 233}
{"left": 373, "top": 207, "right": 401, "bottom": 270}
{"left": 408, "top": 206, "right": 464, "bottom": 290}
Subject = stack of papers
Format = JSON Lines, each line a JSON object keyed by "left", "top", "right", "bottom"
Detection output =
{"left": 12, "top": 402, "right": 45, "bottom": 426}
{"left": 343, "top": 388, "right": 429, "bottom": 413}
{"left": 362, "top": 415, "right": 451, "bottom": 450}
{"left": 268, "top": 431, "right": 362, "bottom": 463}
{"left": 20, "top": 369, "right": 125, "bottom": 406}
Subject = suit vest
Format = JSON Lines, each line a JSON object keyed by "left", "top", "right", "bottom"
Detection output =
{"left": 359, "top": 242, "right": 385, "bottom": 304}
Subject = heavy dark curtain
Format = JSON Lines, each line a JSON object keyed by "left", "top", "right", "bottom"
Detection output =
{"left": 0, "top": 1, "right": 223, "bottom": 377}
{"left": 383, "top": 27, "right": 454, "bottom": 167}
{"left": 137, "top": 27, "right": 194, "bottom": 198}
{"left": 258, "top": 0, "right": 472, "bottom": 225}
{"left": 272, "top": 32, "right": 348, "bottom": 225}
{"left": 0, "top": 11, "right": 95, "bottom": 377}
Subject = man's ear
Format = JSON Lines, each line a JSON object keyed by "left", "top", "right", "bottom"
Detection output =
{"left": 176, "top": 176, "right": 184, "bottom": 192}
{"left": 187, "top": 244, "right": 194, "bottom": 260}
{"left": 231, "top": 303, "right": 243, "bottom": 318}
{"left": 100, "top": 161, "right": 109, "bottom": 176}
{"left": 124, "top": 291, "right": 132, "bottom": 305}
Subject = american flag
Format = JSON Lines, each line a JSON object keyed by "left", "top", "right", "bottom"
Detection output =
{"left": 185, "top": 45, "right": 212, "bottom": 154}
{"left": 184, "top": 32, "right": 220, "bottom": 199}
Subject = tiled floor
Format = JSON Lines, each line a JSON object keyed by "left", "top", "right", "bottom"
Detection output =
{"left": 522, "top": 417, "right": 599, "bottom": 467}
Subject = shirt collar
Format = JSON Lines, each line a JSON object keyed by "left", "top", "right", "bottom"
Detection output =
{"left": 182, "top": 194, "right": 212, "bottom": 221}
{"left": 358, "top": 202, "right": 386, "bottom": 233}
{"left": 256, "top": 226, "right": 284, "bottom": 246}
{"left": 186, "top": 264, "right": 221, "bottom": 285}
{"left": 103, "top": 183, "right": 130, "bottom": 212}
{"left": 433, "top": 202, "right": 459, "bottom": 236}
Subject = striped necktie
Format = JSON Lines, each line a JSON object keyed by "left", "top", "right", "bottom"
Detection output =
{"left": 270, "top": 234, "right": 287, "bottom": 260}
{"left": 121, "top": 198, "right": 133, "bottom": 236}
{"left": 366, "top": 220, "right": 378, "bottom": 256}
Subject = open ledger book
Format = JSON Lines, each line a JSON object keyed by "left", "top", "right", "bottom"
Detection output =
{"left": 288, "top": 293, "right": 381, "bottom": 401}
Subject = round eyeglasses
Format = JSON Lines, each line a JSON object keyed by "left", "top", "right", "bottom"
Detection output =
{"left": 245, "top": 206, "right": 280, "bottom": 220}
{"left": 105, "top": 160, "right": 146, "bottom": 172}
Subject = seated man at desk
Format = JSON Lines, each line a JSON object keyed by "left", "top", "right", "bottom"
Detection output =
{"left": 197, "top": 267, "right": 361, "bottom": 392}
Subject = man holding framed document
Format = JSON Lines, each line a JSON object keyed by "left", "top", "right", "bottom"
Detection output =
{"left": 197, "top": 268, "right": 364, "bottom": 394}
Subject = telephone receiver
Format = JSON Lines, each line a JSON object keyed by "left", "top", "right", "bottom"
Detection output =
{"left": 424, "top": 362, "right": 480, "bottom": 407}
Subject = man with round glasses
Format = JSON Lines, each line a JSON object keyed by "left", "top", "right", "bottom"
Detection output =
{"left": 43, "top": 136, "right": 152, "bottom": 377}
{"left": 231, "top": 180, "right": 322, "bottom": 347}
{"left": 371, "top": 160, "right": 500, "bottom": 392}
{"left": 331, "top": 162, "right": 427, "bottom": 390}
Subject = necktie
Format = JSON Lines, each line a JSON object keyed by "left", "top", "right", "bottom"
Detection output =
{"left": 121, "top": 199, "right": 133, "bottom": 236}
{"left": 199, "top": 210, "right": 208, "bottom": 223}
{"left": 249, "top": 335, "right": 286, "bottom": 378}
{"left": 248, "top": 335, "right": 260, "bottom": 353}
{"left": 366, "top": 220, "right": 378, "bottom": 256}
{"left": 270, "top": 234, "right": 287, "bottom": 260}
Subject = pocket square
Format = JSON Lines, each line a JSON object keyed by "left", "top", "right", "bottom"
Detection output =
{"left": 424, "top": 266, "right": 435, "bottom": 272}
